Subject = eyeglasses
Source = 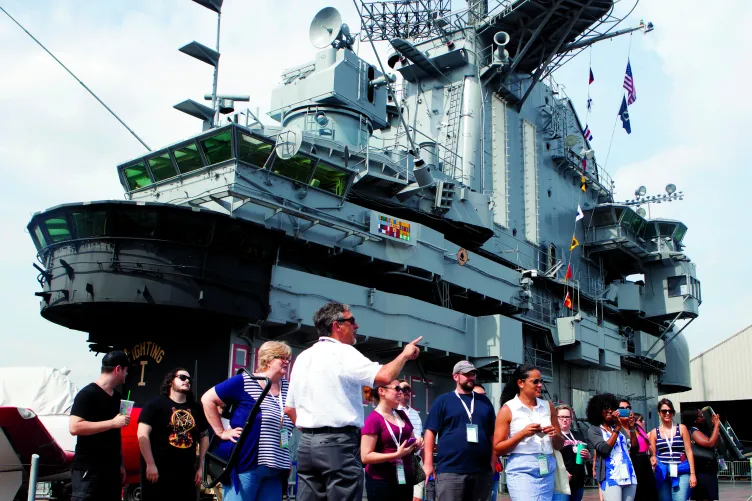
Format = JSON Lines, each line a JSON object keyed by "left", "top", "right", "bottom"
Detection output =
{"left": 275, "top": 356, "right": 292, "bottom": 362}
{"left": 619, "top": 405, "right": 632, "bottom": 410}
{"left": 177, "top": 374, "right": 192, "bottom": 382}
{"left": 384, "top": 386, "right": 409, "bottom": 393}
{"left": 400, "top": 386, "right": 411, "bottom": 392}
{"left": 659, "top": 409, "right": 675, "bottom": 415}
{"left": 558, "top": 416, "right": 572, "bottom": 420}
{"left": 336, "top": 317, "right": 356, "bottom": 325}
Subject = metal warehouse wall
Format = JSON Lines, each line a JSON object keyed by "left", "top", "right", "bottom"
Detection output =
{"left": 662, "top": 324, "right": 752, "bottom": 403}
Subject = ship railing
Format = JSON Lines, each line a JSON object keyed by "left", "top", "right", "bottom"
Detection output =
{"left": 524, "top": 346, "right": 554, "bottom": 380}
{"left": 551, "top": 142, "right": 615, "bottom": 196}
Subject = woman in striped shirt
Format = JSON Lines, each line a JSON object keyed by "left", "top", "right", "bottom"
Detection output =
{"left": 202, "top": 341, "right": 294, "bottom": 501}
{"left": 648, "top": 398, "right": 696, "bottom": 501}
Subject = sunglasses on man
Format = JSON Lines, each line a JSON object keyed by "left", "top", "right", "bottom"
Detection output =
{"left": 336, "top": 317, "right": 356, "bottom": 325}
{"left": 177, "top": 374, "right": 192, "bottom": 382}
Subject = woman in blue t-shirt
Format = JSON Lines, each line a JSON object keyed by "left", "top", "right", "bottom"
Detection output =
{"left": 201, "top": 341, "right": 294, "bottom": 501}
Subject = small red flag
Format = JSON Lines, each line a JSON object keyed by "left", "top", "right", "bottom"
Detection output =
{"left": 564, "top": 264, "right": 573, "bottom": 281}
{"left": 564, "top": 291, "right": 573, "bottom": 309}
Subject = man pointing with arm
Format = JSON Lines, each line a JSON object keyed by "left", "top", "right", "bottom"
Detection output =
{"left": 284, "top": 302, "right": 422, "bottom": 501}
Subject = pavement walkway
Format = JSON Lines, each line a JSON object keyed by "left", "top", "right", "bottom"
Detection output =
{"left": 497, "top": 482, "right": 752, "bottom": 500}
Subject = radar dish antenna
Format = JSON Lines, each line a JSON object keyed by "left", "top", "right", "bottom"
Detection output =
{"left": 564, "top": 134, "right": 579, "bottom": 147}
{"left": 309, "top": 7, "right": 343, "bottom": 49}
{"left": 276, "top": 125, "right": 303, "bottom": 160}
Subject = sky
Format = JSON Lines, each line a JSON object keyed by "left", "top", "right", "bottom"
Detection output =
{"left": 0, "top": 0, "right": 749, "bottom": 389}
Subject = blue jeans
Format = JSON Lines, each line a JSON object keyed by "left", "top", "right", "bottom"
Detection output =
{"left": 657, "top": 473, "right": 690, "bottom": 501}
{"left": 224, "top": 465, "right": 284, "bottom": 501}
{"left": 553, "top": 487, "right": 584, "bottom": 501}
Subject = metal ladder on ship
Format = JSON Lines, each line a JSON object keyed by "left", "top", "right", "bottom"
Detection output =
{"left": 441, "top": 82, "right": 463, "bottom": 180}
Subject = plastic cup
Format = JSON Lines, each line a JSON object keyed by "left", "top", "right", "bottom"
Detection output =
{"left": 119, "top": 400, "right": 135, "bottom": 416}
{"left": 575, "top": 443, "right": 585, "bottom": 464}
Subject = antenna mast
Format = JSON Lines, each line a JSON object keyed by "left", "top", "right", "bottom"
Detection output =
{"left": 0, "top": 5, "right": 152, "bottom": 151}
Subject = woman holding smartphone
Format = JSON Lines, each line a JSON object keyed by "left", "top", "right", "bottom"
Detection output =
{"left": 649, "top": 398, "right": 696, "bottom": 501}
{"left": 586, "top": 393, "right": 637, "bottom": 501}
{"left": 361, "top": 381, "right": 421, "bottom": 501}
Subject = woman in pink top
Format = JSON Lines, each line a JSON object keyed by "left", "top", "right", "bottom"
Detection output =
{"left": 361, "top": 381, "right": 422, "bottom": 501}
{"left": 632, "top": 413, "right": 658, "bottom": 501}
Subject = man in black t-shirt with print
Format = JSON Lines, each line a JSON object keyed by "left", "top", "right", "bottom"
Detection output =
{"left": 138, "top": 367, "right": 209, "bottom": 501}
{"left": 69, "top": 350, "right": 131, "bottom": 501}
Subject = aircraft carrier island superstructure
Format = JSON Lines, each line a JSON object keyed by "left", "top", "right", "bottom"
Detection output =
{"left": 26, "top": 0, "right": 698, "bottom": 426}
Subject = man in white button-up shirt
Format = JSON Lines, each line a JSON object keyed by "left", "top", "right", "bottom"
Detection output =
{"left": 285, "top": 302, "right": 422, "bottom": 501}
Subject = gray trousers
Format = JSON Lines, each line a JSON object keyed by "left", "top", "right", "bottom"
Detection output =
{"left": 296, "top": 430, "right": 363, "bottom": 501}
{"left": 601, "top": 484, "right": 636, "bottom": 501}
{"left": 436, "top": 472, "right": 494, "bottom": 501}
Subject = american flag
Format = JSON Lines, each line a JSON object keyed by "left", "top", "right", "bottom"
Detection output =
{"left": 583, "top": 124, "right": 593, "bottom": 141}
{"left": 623, "top": 60, "right": 636, "bottom": 105}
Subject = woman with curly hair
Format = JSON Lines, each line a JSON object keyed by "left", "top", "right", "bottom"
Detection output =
{"left": 586, "top": 393, "right": 637, "bottom": 501}
{"left": 493, "top": 364, "right": 564, "bottom": 501}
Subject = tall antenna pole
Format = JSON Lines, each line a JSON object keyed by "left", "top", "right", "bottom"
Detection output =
{"left": 0, "top": 5, "right": 152, "bottom": 151}
{"left": 211, "top": 10, "right": 221, "bottom": 127}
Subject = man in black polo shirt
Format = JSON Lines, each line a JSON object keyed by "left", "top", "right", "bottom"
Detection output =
{"left": 69, "top": 351, "right": 131, "bottom": 501}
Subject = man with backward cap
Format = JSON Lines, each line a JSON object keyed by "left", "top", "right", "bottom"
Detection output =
{"left": 423, "top": 360, "right": 497, "bottom": 501}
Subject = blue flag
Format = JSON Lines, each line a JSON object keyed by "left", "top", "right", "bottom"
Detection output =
{"left": 619, "top": 96, "right": 631, "bottom": 134}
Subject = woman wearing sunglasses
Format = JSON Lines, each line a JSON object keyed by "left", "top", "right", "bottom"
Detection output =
{"left": 361, "top": 381, "right": 421, "bottom": 501}
{"left": 648, "top": 399, "right": 696, "bottom": 501}
{"left": 586, "top": 393, "right": 637, "bottom": 501}
{"left": 493, "top": 364, "right": 564, "bottom": 501}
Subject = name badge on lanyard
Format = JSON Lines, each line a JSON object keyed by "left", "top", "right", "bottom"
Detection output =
{"left": 455, "top": 391, "right": 477, "bottom": 443}
{"left": 271, "top": 392, "right": 289, "bottom": 449}
{"left": 380, "top": 410, "right": 407, "bottom": 484}
{"left": 538, "top": 454, "right": 549, "bottom": 475}
{"left": 663, "top": 426, "right": 678, "bottom": 478}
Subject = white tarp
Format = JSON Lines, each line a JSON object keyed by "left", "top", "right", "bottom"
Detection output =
{"left": 0, "top": 367, "right": 79, "bottom": 452}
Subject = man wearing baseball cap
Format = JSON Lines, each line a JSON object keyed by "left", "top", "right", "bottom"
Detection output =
{"left": 69, "top": 350, "right": 131, "bottom": 501}
{"left": 423, "top": 361, "right": 496, "bottom": 500}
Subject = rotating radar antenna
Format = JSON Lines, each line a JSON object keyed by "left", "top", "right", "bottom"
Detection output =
{"left": 309, "top": 7, "right": 354, "bottom": 50}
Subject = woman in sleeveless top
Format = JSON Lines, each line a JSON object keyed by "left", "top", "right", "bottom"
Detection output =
{"left": 631, "top": 413, "right": 658, "bottom": 501}
{"left": 493, "top": 364, "right": 564, "bottom": 501}
{"left": 648, "top": 398, "right": 696, "bottom": 501}
{"left": 681, "top": 408, "right": 720, "bottom": 501}
{"left": 586, "top": 393, "right": 637, "bottom": 501}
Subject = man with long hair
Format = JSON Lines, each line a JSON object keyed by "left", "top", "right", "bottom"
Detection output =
{"left": 137, "top": 368, "right": 208, "bottom": 500}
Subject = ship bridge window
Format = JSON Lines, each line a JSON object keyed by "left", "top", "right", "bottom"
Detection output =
{"left": 591, "top": 208, "right": 617, "bottom": 227}
{"left": 620, "top": 210, "right": 645, "bottom": 235}
{"left": 172, "top": 142, "right": 204, "bottom": 174}
{"left": 673, "top": 224, "right": 687, "bottom": 242}
{"left": 43, "top": 214, "right": 72, "bottom": 243}
{"left": 123, "top": 162, "right": 152, "bottom": 191}
{"left": 237, "top": 134, "right": 273, "bottom": 168}
{"left": 658, "top": 222, "right": 677, "bottom": 237}
{"left": 31, "top": 224, "right": 47, "bottom": 249}
{"left": 642, "top": 223, "right": 657, "bottom": 240}
{"left": 115, "top": 209, "right": 159, "bottom": 239}
{"left": 200, "top": 130, "right": 233, "bottom": 165}
{"left": 72, "top": 211, "right": 108, "bottom": 238}
{"left": 148, "top": 152, "right": 178, "bottom": 182}
{"left": 311, "top": 161, "right": 350, "bottom": 196}
{"left": 270, "top": 154, "right": 315, "bottom": 184}
{"left": 667, "top": 275, "right": 687, "bottom": 297}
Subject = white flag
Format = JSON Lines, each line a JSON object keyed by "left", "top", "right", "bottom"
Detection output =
{"left": 576, "top": 205, "right": 584, "bottom": 222}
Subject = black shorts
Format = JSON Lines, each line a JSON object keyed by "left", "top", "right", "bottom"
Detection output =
{"left": 71, "top": 468, "right": 121, "bottom": 501}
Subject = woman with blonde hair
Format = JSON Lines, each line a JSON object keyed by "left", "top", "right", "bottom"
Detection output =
{"left": 553, "top": 404, "right": 590, "bottom": 501}
{"left": 202, "top": 341, "right": 294, "bottom": 501}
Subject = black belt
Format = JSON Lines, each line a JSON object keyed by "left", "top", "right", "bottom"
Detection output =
{"left": 300, "top": 426, "right": 359, "bottom": 434}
